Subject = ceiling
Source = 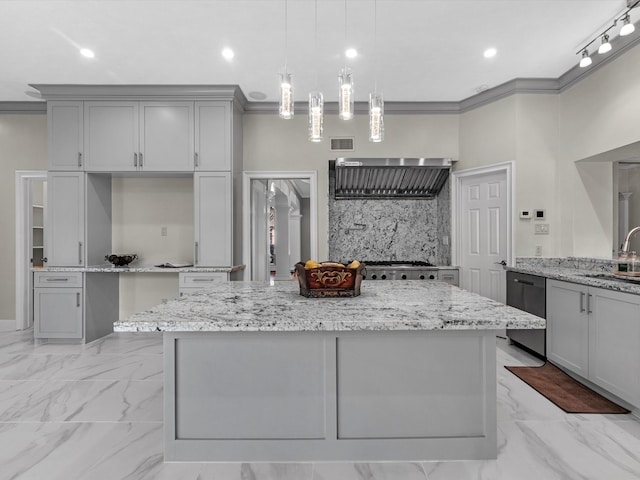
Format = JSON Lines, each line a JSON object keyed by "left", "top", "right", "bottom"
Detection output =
{"left": 0, "top": 0, "right": 635, "bottom": 104}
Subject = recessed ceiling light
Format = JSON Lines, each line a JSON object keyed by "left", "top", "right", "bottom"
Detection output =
{"left": 80, "top": 48, "right": 95, "bottom": 58}
{"left": 345, "top": 48, "right": 358, "bottom": 59}
{"left": 483, "top": 48, "right": 497, "bottom": 59}
{"left": 221, "top": 48, "right": 234, "bottom": 60}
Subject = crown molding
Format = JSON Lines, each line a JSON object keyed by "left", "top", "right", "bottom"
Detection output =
{"left": 0, "top": 101, "right": 46, "bottom": 114}
{"left": 30, "top": 84, "right": 248, "bottom": 109}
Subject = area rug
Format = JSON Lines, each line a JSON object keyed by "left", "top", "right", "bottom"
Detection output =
{"left": 505, "top": 362, "right": 629, "bottom": 414}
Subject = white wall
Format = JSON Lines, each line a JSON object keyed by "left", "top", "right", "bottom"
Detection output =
{"left": 243, "top": 112, "right": 460, "bottom": 260}
{"left": 1, "top": 115, "right": 47, "bottom": 321}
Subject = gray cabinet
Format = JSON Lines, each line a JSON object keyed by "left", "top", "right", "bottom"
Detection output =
{"left": 194, "top": 172, "right": 232, "bottom": 266}
{"left": 547, "top": 279, "right": 640, "bottom": 407}
{"left": 588, "top": 287, "right": 640, "bottom": 406}
{"left": 179, "top": 272, "right": 229, "bottom": 296}
{"left": 195, "top": 101, "right": 231, "bottom": 171}
{"left": 546, "top": 279, "right": 589, "bottom": 377}
{"left": 45, "top": 172, "right": 85, "bottom": 266}
{"left": 84, "top": 101, "right": 194, "bottom": 172}
{"left": 48, "top": 101, "right": 84, "bottom": 171}
{"left": 34, "top": 272, "right": 83, "bottom": 339}
{"left": 84, "top": 102, "right": 139, "bottom": 171}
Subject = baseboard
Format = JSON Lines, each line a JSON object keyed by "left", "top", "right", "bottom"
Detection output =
{"left": 0, "top": 319, "right": 16, "bottom": 331}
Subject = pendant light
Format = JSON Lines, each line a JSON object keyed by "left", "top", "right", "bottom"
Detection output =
{"left": 338, "top": 0, "right": 354, "bottom": 120}
{"left": 369, "top": 0, "right": 384, "bottom": 142}
{"left": 579, "top": 49, "right": 592, "bottom": 68}
{"left": 279, "top": 0, "right": 294, "bottom": 119}
{"left": 309, "top": 0, "right": 324, "bottom": 142}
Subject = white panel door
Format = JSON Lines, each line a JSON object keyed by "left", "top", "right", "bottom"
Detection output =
{"left": 460, "top": 171, "right": 507, "bottom": 302}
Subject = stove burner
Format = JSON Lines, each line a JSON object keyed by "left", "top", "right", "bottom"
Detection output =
{"left": 362, "top": 260, "right": 435, "bottom": 267}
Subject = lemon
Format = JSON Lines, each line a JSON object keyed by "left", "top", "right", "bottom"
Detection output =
{"left": 305, "top": 259, "right": 321, "bottom": 269}
{"left": 347, "top": 260, "right": 360, "bottom": 269}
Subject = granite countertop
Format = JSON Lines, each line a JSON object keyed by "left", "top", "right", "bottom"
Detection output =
{"left": 114, "top": 280, "right": 545, "bottom": 333}
{"left": 507, "top": 263, "right": 640, "bottom": 295}
{"left": 35, "top": 264, "right": 245, "bottom": 273}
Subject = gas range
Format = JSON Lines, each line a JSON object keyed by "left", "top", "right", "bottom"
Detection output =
{"left": 362, "top": 260, "right": 439, "bottom": 280}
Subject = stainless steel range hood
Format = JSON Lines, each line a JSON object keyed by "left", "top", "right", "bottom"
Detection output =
{"left": 333, "top": 158, "right": 453, "bottom": 199}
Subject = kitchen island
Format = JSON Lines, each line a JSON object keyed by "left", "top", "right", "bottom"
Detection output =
{"left": 115, "top": 280, "right": 544, "bottom": 462}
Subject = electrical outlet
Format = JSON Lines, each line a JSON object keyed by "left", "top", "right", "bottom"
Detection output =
{"left": 161, "top": 226, "right": 167, "bottom": 236}
{"left": 535, "top": 245, "right": 542, "bottom": 256}
{"left": 534, "top": 224, "right": 549, "bottom": 235}
{"left": 442, "top": 235, "right": 449, "bottom": 246}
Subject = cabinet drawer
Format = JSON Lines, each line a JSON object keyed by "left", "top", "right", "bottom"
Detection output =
{"left": 34, "top": 272, "right": 83, "bottom": 288}
{"left": 179, "top": 272, "right": 228, "bottom": 287}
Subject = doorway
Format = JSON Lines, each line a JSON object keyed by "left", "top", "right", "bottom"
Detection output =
{"left": 15, "top": 171, "right": 48, "bottom": 331}
{"left": 452, "top": 162, "right": 514, "bottom": 304}
{"left": 242, "top": 172, "right": 318, "bottom": 281}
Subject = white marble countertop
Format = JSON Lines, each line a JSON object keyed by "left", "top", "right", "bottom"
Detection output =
{"left": 114, "top": 280, "right": 545, "bottom": 333}
{"left": 507, "top": 265, "right": 640, "bottom": 295}
{"left": 34, "top": 264, "right": 245, "bottom": 273}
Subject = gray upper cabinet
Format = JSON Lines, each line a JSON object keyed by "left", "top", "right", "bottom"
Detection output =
{"left": 140, "top": 102, "right": 194, "bottom": 171}
{"left": 195, "top": 101, "right": 231, "bottom": 171}
{"left": 84, "top": 101, "right": 194, "bottom": 172}
{"left": 48, "top": 101, "right": 84, "bottom": 171}
{"left": 194, "top": 172, "right": 232, "bottom": 266}
{"left": 84, "top": 102, "right": 139, "bottom": 172}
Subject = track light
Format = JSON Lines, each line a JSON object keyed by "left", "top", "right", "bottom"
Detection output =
{"left": 620, "top": 14, "right": 635, "bottom": 36}
{"left": 598, "top": 34, "right": 612, "bottom": 54}
{"left": 575, "top": 2, "right": 637, "bottom": 69}
{"left": 579, "top": 49, "right": 592, "bottom": 68}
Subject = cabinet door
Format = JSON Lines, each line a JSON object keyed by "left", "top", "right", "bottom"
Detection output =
{"left": 84, "top": 102, "right": 139, "bottom": 171}
{"left": 140, "top": 102, "right": 194, "bottom": 171}
{"left": 195, "top": 101, "right": 231, "bottom": 171}
{"left": 46, "top": 172, "right": 85, "bottom": 266}
{"left": 34, "top": 287, "right": 83, "bottom": 339}
{"left": 48, "top": 101, "right": 84, "bottom": 171}
{"left": 194, "top": 173, "right": 232, "bottom": 266}
{"left": 546, "top": 279, "right": 589, "bottom": 376}
{"left": 589, "top": 287, "right": 640, "bottom": 405}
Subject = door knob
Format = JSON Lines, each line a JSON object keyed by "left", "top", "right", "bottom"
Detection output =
{"left": 495, "top": 260, "right": 507, "bottom": 266}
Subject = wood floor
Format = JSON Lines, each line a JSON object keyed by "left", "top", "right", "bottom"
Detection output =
{"left": 1, "top": 330, "right": 639, "bottom": 479}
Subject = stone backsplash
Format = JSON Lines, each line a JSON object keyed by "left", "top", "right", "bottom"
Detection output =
{"left": 328, "top": 170, "right": 451, "bottom": 265}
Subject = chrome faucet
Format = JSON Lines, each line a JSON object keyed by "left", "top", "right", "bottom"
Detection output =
{"left": 621, "top": 226, "right": 640, "bottom": 253}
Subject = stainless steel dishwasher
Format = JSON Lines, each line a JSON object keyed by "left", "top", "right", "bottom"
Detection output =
{"left": 506, "top": 271, "right": 546, "bottom": 358}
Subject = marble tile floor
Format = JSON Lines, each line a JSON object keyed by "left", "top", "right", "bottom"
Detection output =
{"left": 1, "top": 330, "right": 640, "bottom": 480}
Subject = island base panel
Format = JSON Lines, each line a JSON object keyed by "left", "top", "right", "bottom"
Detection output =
{"left": 164, "top": 330, "right": 497, "bottom": 462}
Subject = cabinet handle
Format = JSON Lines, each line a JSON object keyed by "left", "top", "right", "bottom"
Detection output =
{"left": 587, "top": 294, "right": 593, "bottom": 314}
{"left": 134, "top": 153, "right": 138, "bottom": 167}
{"left": 194, "top": 152, "right": 199, "bottom": 167}
{"left": 139, "top": 152, "right": 143, "bottom": 167}
{"left": 78, "top": 241, "right": 83, "bottom": 265}
{"left": 513, "top": 278, "right": 535, "bottom": 286}
{"left": 76, "top": 292, "right": 81, "bottom": 307}
{"left": 78, "top": 152, "right": 83, "bottom": 168}
{"left": 195, "top": 242, "right": 199, "bottom": 265}
{"left": 45, "top": 277, "right": 69, "bottom": 282}
{"left": 579, "top": 292, "right": 585, "bottom": 312}
{"left": 192, "top": 278, "right": 215, "bottom": 282}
